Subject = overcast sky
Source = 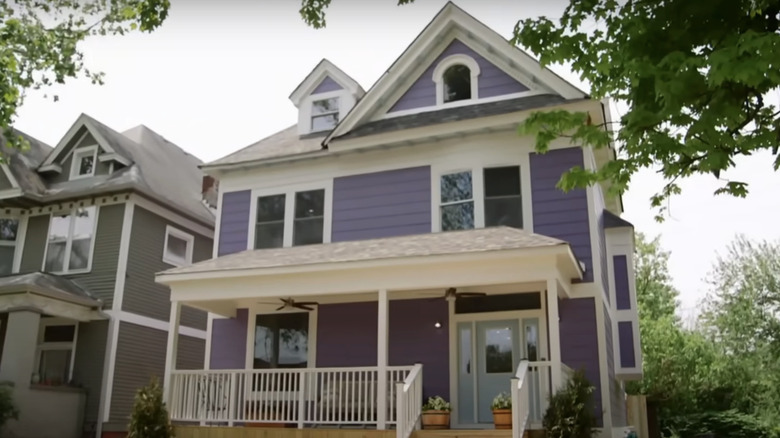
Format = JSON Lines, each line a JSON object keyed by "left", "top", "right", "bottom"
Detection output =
{"left": 14, "top": 0, "right": 780, "bottom": 314}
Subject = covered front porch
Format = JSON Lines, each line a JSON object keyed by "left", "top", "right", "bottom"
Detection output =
{"left": 157, "top": 228, "right": 583, "bottom": 438}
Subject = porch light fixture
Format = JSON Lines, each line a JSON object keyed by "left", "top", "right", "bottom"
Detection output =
{"left": 434, "top": 321, "right": 442, "bottom": 328}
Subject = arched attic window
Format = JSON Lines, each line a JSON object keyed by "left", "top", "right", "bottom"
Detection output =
{"left": 433, "top": 54, "right": 481, "bottom": 105}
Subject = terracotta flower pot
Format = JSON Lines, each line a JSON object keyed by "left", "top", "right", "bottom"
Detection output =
{"left": 422, "top": 410, "right": 451, "bottom": 430}
{"left": 492, "top": 408, "right": 512, "bottom": 429}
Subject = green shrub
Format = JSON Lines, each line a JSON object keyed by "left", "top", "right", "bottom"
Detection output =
{"left": 664, "top": 410, "right": 779, "bottom": 438}
{"left": 542, "top": 370, "right": 598, "bottom": 438}
{"left": 127, "top": 378, "right": 175, "bottom": 438}
{"left": 0, "top": 383, "right": 19, "bottom": 431}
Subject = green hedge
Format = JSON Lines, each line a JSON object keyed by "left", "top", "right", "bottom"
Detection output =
{"left": 664, "top": 410, "right": 779, "bottom": 438}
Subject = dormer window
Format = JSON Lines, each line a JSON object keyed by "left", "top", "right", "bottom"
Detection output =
{"left": 311, "top": 97, "right": 340, "bottom": 132}
{"left": 443, "top": 65, "right": 472, "bottom": 102}
{"left": 70, "top": 146, "right": 98, "bottom": 180}
{"left": 433, "top": 54, "right": 480, "bottom": 106}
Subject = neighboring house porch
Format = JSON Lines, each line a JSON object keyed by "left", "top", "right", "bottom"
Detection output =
{"left": 0, "top": 272, "right": 104, "bottom": 438}
{"left": 157, "top": 228, "right": 585, "bottom": 438}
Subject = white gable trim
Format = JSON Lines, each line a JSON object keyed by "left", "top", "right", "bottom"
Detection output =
{"left": 324, "top": 3, "right": 586, "bottom": 144}
{"left": 39, "top": 114, "right": 123, "bottom": 169}
{"left": 1, "top": 164, "right": 19, "bottom": 188}
{"left": 289, "top": 59, "right": 364, "bottom": 107}
{"left": 98, "top": 152, "right": 132, "bottom": 166}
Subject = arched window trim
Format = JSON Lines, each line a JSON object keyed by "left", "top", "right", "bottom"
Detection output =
{"left": 432, "top": 54, "right": 481, "bottom": 105}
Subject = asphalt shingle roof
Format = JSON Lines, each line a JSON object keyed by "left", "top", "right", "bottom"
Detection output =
{"left": 161, "top": 226, "right": 568, "bottom": 277}
{"left": 0, "top": 272, "right": 101, "bottom": 307}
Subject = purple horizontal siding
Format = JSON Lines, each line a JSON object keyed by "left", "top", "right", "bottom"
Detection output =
{"left": 218, "top": 190, "right": 251, "bottom": 256}
{"left": 332, "top": 166, "right": 431, "bottom": 242}
{"left": 210, "top": 308, "right": 248, "bottom": 369}
{"left": 559, "top": 297, "right": 603, "bottom": 426}
{"left": 614, "top": 255, "right": 631, "bottom": 310}
{"left": 316, "top": 299, "right": 449, "bottom": 400}
{"left": 389, "top": 39, "right": 528, "bottom": 112}
{"left": 598, "top": 213, "right": 609, "bottom": 300}
{"left": 618, "top": 321, "right": 636, "bottom": 368}
{"left": 312, "top": 76, "right": 342, "bottom": 94}
{"left": 530, "top": 148, "right": 593, "bottom": 282}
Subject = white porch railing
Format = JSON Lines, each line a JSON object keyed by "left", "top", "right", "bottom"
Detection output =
{"left": 511, "top": 360, "right": 531, "bottom": 438}
{"left": 168, "top": 366, "right": 414, "bottom": 426}
{"left": 395, "top": 363, "right": 423, "bottom": 438}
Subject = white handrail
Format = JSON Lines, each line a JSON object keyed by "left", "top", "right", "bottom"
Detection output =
{"left": 168, "top": 365, "right": 414, "bottom": 427}
{"left": 396, "top": 363, "right": 423, "bottom": 438}
{"left": 511, "top": 360, "right": 531, "bottom": 438}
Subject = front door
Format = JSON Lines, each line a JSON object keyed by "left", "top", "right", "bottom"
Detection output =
{"left": 458, "top": 319, "right": 537, "bottom": 425}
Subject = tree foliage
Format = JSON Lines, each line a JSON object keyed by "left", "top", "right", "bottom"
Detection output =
{"left": 634, "top": 233, "right": 680, "bottom": 321}
{"left": 300, "top": 0, "right": 780, "bottom": 219}
{"left": 543, "top": 370, "right": 598, "bottom": 438}
{"left": 0, "top": 0, "right": 170, "bottom": 147}
{"left": 127, "top": 378, "right": 174, "bottom": 438}
{"left": 0, "top": 383, "right": 19, "bottom": 432}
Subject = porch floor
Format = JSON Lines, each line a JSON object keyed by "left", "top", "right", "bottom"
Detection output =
{"left": 172, "top": 427, "right": 538, "bottom": 438}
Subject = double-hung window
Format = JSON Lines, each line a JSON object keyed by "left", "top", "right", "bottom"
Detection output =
{"left": 254, "top": 189, "right": 326, "bottom": 249}
{"left": 163, "top": 226, "right": 194, "bottom": 267}
{"left": 70, "top": 146, "right": 98, "bottom": 180}
{"left": 45, "top": 206, "right": 97, "bottom": 273}
{"left": 36, "top": 322, "right": 77, "bottom": 386}
{"left": 0, "top": 218, "right": 19, "bottom": 275}
{"left": 438, "top": 166, "right": 523, "bottom": 231}
{"left": 253, "top": 313, "right": 309, "bottom": 369}
{"left": 311, "top": 98, "right": 339, "bottom": 132}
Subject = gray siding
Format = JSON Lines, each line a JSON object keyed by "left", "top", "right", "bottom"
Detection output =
{"left": 618, "top": 321, "right": 636, "bottom": 368}
{"left": 109, "top": 321, "right": 166, "bottom": 425}
{"left": 614, "top": 255, "right": 631, "bottom": 310}
{"left": 72, "top": 320, "right": 108, "bottom": 427}
{"left": 218, "top": 190, "right": 251, "bottom": 256}
{"left": 312, "top": 76, "right": 342, "bottom": 94}
{"left": 332, "top": 166, "right": 431, "bottom": 241}
{"left": 124, "top": 206, "right": 210, "bottom": 329}
{"left": 389, "top": 39, "right": 528, "bottom": 112}
{"left": 20, "top": 214, "right": 49, "bottom": 273}
{"left": 530, "top": 148, "right": 593, "bottom": 281}
{"left": 177, "top": 334, "right": 206, "bottom": 370}
{"left": 20, "top": 204, "right": 123, "bottom": 306}
{"left": 559, "top": 297, "right": 602, "bottom": 426}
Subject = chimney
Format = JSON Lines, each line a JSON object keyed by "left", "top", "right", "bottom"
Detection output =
{"left": 202, "top": 175, "right": 218, "bottom": 209}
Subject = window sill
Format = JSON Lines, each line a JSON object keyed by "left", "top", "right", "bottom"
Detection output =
{"left": 47, "top": 268, "right": 92, "bottom": 276}
{"left": 30, "top": 383, "right": 85, "bottom": 394}
{"left": 68, "top": 173, "right": 95, "bottom": 181}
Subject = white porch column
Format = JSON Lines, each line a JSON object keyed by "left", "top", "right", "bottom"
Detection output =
{"left": 546, "top": 279, "right": 563, "bottom": 391}
{"left": 376, "top": 289, "right": 389, "bottom": 430}
{"left": 0, "top": 310, "right": 41, "bottom": 385}
{"left": 163, "top": 301, "right": 181, "bottom": 404}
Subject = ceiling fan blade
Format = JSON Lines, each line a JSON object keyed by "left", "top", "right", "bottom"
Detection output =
{"left": 294, "top": 304, "right": 315, "bottom": 311}
{"left": 275, "top": 305, "right": 286, "bottom": 311}
{"left": 457, "top": 292, "right": 487, "bottom": 297}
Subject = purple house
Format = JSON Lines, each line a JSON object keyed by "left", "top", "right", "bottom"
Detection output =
{"left": 156, "top": 4, "right": 642, "bottom": 438}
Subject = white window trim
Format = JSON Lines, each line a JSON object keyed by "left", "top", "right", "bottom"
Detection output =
{"left": 245, "top": 306, "right": 318, "bottom": 370}
{"left": 69, "top": 145, "right": 99, "bottom": 180}
{"left": 297, "top": 89, "right": 356, "bottom": 136}
{"left": 163, "top": 225, "right": 195, "bottom": 267}
{"left": 432, "top": 54, "right": 481, "bottom": 106}
{"left": 310, "top": 96, "right": 340, "bottom": 132}
{"left": 247, "top": 181, "right": 333, "bottom": 250}
{"left": 433, "top": 163, "right": 528, "bottom": 233}
{"left": 0, "top": 216, "right": 21, "bottom": 274}
{"left": 41, "top": 206, "right": 100, "bottom": 275}
{"left": 35, "top": 318, "right": 79, "bottom": 384}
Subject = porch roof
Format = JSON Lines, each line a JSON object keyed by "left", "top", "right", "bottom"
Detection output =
{"left": 0, "top": 272, "right": 104, "bottom": 321}
{"left": 158, "top": 227, "right": 581, "bottom": 280}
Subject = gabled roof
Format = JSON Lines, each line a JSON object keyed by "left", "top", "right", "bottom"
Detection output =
{"left": 289, "top": 59, "right": 365, "bottom": 107}
{"left": 0, "top": 272, "right": 101, "bottom": 308}
{"left": 159, "top": 226, "right": 578, "bottom": 278}
{"left": 0, "top": 129, "right": 52, "bottom": 197}
{"left": 3, "top": 116, "right": 214, "bottom": 225}
{"left": 324, "top": 2, "right": 587, "bottom": 144}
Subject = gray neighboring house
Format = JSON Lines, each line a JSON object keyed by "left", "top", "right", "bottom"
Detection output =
{"left": 0, "top": 115, "right": 215, "bottom": 438}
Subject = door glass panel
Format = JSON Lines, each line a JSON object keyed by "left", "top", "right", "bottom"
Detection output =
{"left": 484, "top": 327, "right": 513, "bottom": 373}
{"left": 457, "top": 322, "right": 475, "bottom": 424}
{"left": 524, "top": 318, "right": 539, "bottom": 361}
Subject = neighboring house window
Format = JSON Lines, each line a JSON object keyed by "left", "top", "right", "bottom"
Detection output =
{"left": 438, "top": 166, "right": 524, "bottom": 232}
{"left": 69, "top": 146, "right": 98, "bottom": 179}
{"left": 0, "top": 219, "right": 18, "bottom": 275}
{"left": 443, "top": 65, "right": 472, "bottom": 103}
{"left": 254, "top": 189, "right": 326, "bottom": 249}
{"left": 253, "top": 313, "right": 309, "bottom": 369}
{"left": 36, "top": 323, "right": 77, "bottom": 386}
{"left": 163, "top": 225, "right": 194, "bottom": 267}
{"left": 311, "top": 97, "right": 339, "bottom": 132}
{"left": 484, "top": 166, "right": 522, "bottom": 228}
{"left": 440, "top": 171, "right": 474, "bottom": 231}
{"left": 44, "top": 206, "right": 97, "bottom": 273}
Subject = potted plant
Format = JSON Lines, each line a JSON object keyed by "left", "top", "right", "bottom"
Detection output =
{"left": 421, "top": 396, "right": 451, "bottom": 430}
{"left": 491, "top": 392, "right": 512, "bottom": 429}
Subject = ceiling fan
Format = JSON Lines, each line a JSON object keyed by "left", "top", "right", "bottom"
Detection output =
{"left": 258, "top": 297, "right": 319, "bottom": 311}
{"left": 438, "top": 287, "right": 487, "bottom": 301}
